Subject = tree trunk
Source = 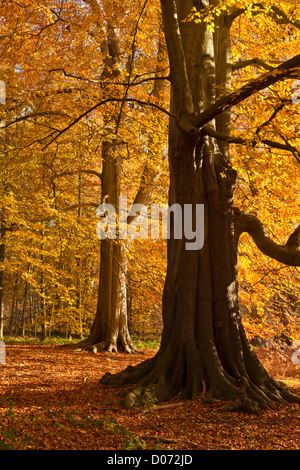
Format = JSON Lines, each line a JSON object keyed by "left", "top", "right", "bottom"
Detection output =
{"left": 81, "top": 142, "right": 138, "bottom": 353}
{"left": 78, "top": 8, "right": 164, "bottom": 353}
{"left": 100, "top": 1, "right": 300, "bottom": 412}
{"left": 9, "top": 275, "right": 19, "bottom": 335}
{"left": 0, "top": 214, "right": 6, "bottom": 339}
{"left": 20, "top": 279, "right": 28, "bottom": 337}
{"left": 0, "top": 235, "right": 4, "bottom": 339}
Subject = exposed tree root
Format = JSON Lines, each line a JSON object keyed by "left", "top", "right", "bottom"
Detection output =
{"left": 99, "top": 344, "right": 300, "bottom": 414}
{"left": 222, "top": 396, "right": 261, "bottom": 416}
{"left": 76, "top": 336, "right": 140, "bottom": 355}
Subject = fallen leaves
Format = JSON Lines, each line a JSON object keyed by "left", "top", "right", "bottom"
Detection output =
{"left": 0, "top": 342, "right": 299, "bottom": 450}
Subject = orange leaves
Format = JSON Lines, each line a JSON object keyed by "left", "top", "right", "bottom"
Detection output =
{"left": 0, "top": 343, "right": 299, "bottom": 450}
{"left": 228, "top": 1, "right": 300, "bottom": 343}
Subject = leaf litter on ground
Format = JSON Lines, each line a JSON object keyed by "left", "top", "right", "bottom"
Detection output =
{"left": 0, "top": 341, "right": 299, "bottom": 450}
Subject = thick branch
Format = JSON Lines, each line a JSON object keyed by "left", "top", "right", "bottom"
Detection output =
{"left": 62, "top": 202, "right": 99, "bottom": 212}
{"left": 203, "top": 126, "right": 300, "bottom": 163}
{"left": 268, "top": 5, "right": 300, "bottom": 30}
{"left": 51, "top": 169, "right": 102, "bottom": 181}
{"left": 285, "top": 224, "right": 300, "bottom": 250}
{"left": 235, "top": 208, "right": 300, "bottom": 266}
{"left": 160, "top": 0, "right": 193, "bottom": 115}
{"left": 183, "top": 54, "right": 300, "bottom": 133}
{"left": 232, "top": 58, "right": 275, "bottom": 72}
{"left": 228, "top": 4, "right": 300, "bottom": 30}
{"left": 127, "top": 164, "right": 161, "bottom": 225}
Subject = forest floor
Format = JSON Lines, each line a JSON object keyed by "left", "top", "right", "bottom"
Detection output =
{"left": 0, "top": 340, "right": 300, "bottom": 452}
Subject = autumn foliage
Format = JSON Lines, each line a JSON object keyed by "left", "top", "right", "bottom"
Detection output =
{"left": 0, "top": 0, "right": 299, "bottom": 352}
{"left": 1, "top": 0, "right": 300, "bottom": 454}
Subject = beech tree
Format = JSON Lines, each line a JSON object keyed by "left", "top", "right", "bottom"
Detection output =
{"left": 101, "top": 0, "right": 300, "bottom": 412}
{"left": 76, "top": 1, "right": 167, "bottom": 353}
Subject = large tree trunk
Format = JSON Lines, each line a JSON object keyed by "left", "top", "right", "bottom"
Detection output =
{"left": 100, "top": 1, "right": 300, "bottom": 412}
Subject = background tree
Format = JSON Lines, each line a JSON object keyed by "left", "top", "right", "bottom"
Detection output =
{"left": 77, "top": 0, "right": 168, "bottom": 353}
{"left": 0, "top": 0, "right": 169, "bottom": 343}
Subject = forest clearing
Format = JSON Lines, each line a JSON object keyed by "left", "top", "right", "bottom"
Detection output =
{"left": 0, "top": 338, "right": 299, "bottom": 451}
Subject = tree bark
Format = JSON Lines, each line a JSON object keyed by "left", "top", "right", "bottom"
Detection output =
{"left": 81, "top": 142, "right": 139, "bottom": 353}
{"left": 0, "top": 210, "right": 6, "bottom": 338}
{"left": 0, "top": 233, "right": 5, "bottom": 339}
{"left": 100, "top": 0, "right": 300, "bottom": 411}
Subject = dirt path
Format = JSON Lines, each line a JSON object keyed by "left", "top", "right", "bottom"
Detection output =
{"left": 0, "top": 342, "right": 299, "bottom": 450}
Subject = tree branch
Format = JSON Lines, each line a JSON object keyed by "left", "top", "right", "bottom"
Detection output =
{"left": 51, "top": 169, "right": 102, "bottom": 181}
{"left": 202, "top": 126, "right": 300, "bottom": 163}
{"left": 232, "top": 58, "right": 275, "bottom": 72}
{"left": 1, "top": 111, "right": 70, "bottom": 129}
{"left": 62, "top": 202, "right": 99, "bottom": 212}
{"left": 255, "top": 101, "right": 287, "bottom": 136}
{"left": 183, "top": 53, "right": 300, "bottom": 133}
{"left": 234, "top": 208, "right": 300, "bottom": 267}
{"left": 127, "top": 164, "right": 161, "bottom": 225}
{"left": 49, "top": 67, "right": 169, "bottom": 88}
{"left": 285, "top": 224, "right": 300, "bottom": 250}
{"left": 228, "top": 3, "right": 300, "bottom": 30}
{"left": 268, "top": 5, "right": 300, "bottom": 30}
{"left": 29, "top": 202, "right": 99, "bottom": 224}
{"left": 42, "top": 98, "right": 175, "bottom": 150}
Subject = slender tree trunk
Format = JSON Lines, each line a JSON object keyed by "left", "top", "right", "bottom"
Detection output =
{"left": 40, "top": 273, "right": 47, "bottom": 341}
{"left": 0, "top": 209, "right": 6, "bottom": 338}
{"left": 0, "top": 237, "right": 4, "bottom": 339}
{"left": 76, "top": 175, "right": 83, "bottom": 339}
{"left": 9, "top": 275, "right": 18, "bottom": 335}
{"left": 20, "top": 279, "right": 28, "bottom": 337}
